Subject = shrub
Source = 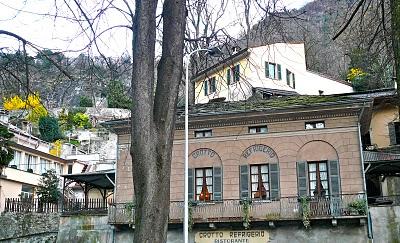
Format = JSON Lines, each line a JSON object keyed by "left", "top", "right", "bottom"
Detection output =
{"left": 0, "top": 124, "right": 14, "bottom": 168}
{"left": 79, "top": 96, "right": 93, "bottom": 107}
{"left": 39, "top": 116, "right": 63, "bottom": 142}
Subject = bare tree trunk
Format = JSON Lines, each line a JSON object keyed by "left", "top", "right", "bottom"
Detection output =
{"left": 130, "top": 0, "right": 186, "bottom": 242}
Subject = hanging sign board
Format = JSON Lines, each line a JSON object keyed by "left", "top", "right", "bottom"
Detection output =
{"left": 195, "top": 230, "right": 269, "bottom": 243}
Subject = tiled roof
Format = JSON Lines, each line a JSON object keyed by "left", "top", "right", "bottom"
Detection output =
{"left": 176, "top": 94, "right": 369, "bottom": 118}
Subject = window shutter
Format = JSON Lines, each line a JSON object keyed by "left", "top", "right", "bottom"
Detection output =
{"left": 277, "top": 64, "right": 282, "bottom": 80}
{"left": 204, "top": 81, "right": 208, "bottom": 96}
{"left": 213, "top": 167, "right": 223, "bottom": 201}
{"left": 388, "top": 122, "right": 396, "bottom": 145}
{"left": 328, "top": 160, "right": 341, "bottom": 196}
{"left": 328, "top": 160, "right": 341, "bottom": 216}
{"left": 296, "top": 161, "right": 308, "bottom": 197}
{"left": 227, "top": 69, "right": 231, "bottom": 85}
{"left": 235, "top": 65, "right": 240, "bottom": 82}
{"left": 188, "top": 168, "right": 194, "bottom": 200}
{"left": 210, "top": 78, "right": 216, "bottom": 93}
{"left": 292, "top": 74, "right": 296, "bottom": 89}
{"left": 269, "top": 163, "right": 280, "bottom": 200}
{"left": 265, "top": 62, "right": 269, "bottom": 78}
{"left": 286, "top": 69, "right": 290, "bottom": 85}
{"left": 239, "top": 165, "right": 249, "bottom": 199}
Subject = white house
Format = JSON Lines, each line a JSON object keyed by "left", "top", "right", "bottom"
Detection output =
{"left": 193, "top": 43, "right": 353, "bottom": 104}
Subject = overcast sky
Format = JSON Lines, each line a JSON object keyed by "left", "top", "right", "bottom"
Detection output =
{"left": 0, "top": 0, "right": 314, "bottom": 57}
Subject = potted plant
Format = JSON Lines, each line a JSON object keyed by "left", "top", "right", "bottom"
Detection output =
{"left": 0, "top": 124, "right": 14, "bottom": 175}
{"left": 347, "top": 199, "right": 367, "bottom": 215}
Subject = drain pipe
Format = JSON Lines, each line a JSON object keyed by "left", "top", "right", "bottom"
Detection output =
{"left": 357, "top": 105, "right": 373, "bottom": 241}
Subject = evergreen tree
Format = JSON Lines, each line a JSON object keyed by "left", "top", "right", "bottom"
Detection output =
{"left": 39, "top": 116, "right": 63, "bottom": 142}
{"left": 37, "top": 169, "right": 61, "bottom": 203}
{"left": 0, "top": 124, "right": 14, "bottom": 174}
{"left": 107, "top": 80, "right": 132, "bottom": 109}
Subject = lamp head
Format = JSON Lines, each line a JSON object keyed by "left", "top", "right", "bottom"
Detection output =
{"left": 207, "top": 47, "right": 223, "bottom": 57}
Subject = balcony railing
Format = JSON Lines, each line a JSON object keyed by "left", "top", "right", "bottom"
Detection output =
{"left": 108, "top": 194, "right": 367, "bottom": 225}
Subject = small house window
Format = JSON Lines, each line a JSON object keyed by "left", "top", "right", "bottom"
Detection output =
{"left": 227, "top": 65, "right": 240, "bottom": 85}
{"left": 68, "top": 164, "right": 73, "bottom": 174}
{"left": 286, "top": 69, "right": 296, "bottom": 89}
{"left": 204, "top": 77, "right": 216, "bottom": 95}
{"left": 194, "top": 130, "right": 212, "bottom": 138}
{"left": 209, "top": 77, "right": 216, "bottom": 93}
{"left": 21, "top": 184, "right": 34, "bottom": 199}
{"left": 40, "top": 158, "right": 50, "bottom": 174}
{"left": 9, "top": 151, "right": 21, "bottom": 168}
{"left": 23, "top": 154, "right": 37, "bottom": 172}
{"left": 265, "top": 62, "right": 282, "bottom": 80}
{"left": 249, "top": 126, "right": 268, "bottom": 134}
{"left": 203, "top": 80, "right": 208, "bottom": 96}
{"left": 305, "top": 121, "right": 325, "bottom": 130}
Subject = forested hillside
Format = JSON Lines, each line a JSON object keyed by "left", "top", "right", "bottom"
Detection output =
{"left": 0, "top": 0, "right": 394, "bottom": 108}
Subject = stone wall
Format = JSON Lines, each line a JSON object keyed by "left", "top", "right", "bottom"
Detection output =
{"left": 0, "top": 212, "right": 59, "bottom": 242}
{"left": 370, "top": 206, "right": 400, "bottom": 243}
{"left": 57, "top": 215, "right": 114, "bottom": 243}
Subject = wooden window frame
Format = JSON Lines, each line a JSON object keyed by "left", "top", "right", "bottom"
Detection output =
{"left": 308, "top": 161, "right": 329, "bottom": 197}
{"left": 250, "top": 164, "right": 270, "bottom": 200}
{"left": 195, "top": 167, "right": 213, "bottom": 202}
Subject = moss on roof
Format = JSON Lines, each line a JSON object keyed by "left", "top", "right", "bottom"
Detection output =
{"left": 178, "top": 95, "right": 367, "bottom": 117}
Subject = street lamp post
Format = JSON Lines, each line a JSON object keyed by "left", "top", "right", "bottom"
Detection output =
{"left": 184, "top": 47, "right": 221, "bottom": 243}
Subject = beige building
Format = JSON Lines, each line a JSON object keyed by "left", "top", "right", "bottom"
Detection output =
{"left": 105, "top": 94, "right": 371, "bottom": 239}
{"left": 360, "top": 89, "right": 400, "bottom": 199}
{"left": 0, "top": 121, "right": 83, "bottom": 212}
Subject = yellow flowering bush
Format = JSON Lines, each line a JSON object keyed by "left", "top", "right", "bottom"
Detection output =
{"left": 25, "top": 94, "right": 42, "bottom": 109}
{"left": 3, "top": 93, "right": 48, "bottom": 123}
{"left": 347, "top": 67, "right": 366, "bottom": 81}
{"left": 49, "top": 140, "right": 63, "bottom": 157}
{"left": 3, "top": 96, "right": 25, "bottom": 110}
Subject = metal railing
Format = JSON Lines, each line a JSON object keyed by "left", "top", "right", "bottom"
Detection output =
{"left": 4, "top": 198, "right": 59, "bottom": 213}
{"left": 62, "top": 198, "right": 110, "bottom": 215}
{"left": 108, "top": 193, "right": 367, "bottom": 224}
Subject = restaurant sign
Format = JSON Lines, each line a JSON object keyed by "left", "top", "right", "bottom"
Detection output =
{"left": 195, "top": 230, "right": 269, "bottom": 243}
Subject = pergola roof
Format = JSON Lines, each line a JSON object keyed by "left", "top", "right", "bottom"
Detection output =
{"left": 62, "top": 169, "right": 115, "bottom": 189}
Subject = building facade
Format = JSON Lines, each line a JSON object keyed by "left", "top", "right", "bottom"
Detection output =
{"left": 105, "top": 95, "right": 371, "bottom": 241}
{"left": 193, "top": 43, "right": 353, "bottom": 104}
